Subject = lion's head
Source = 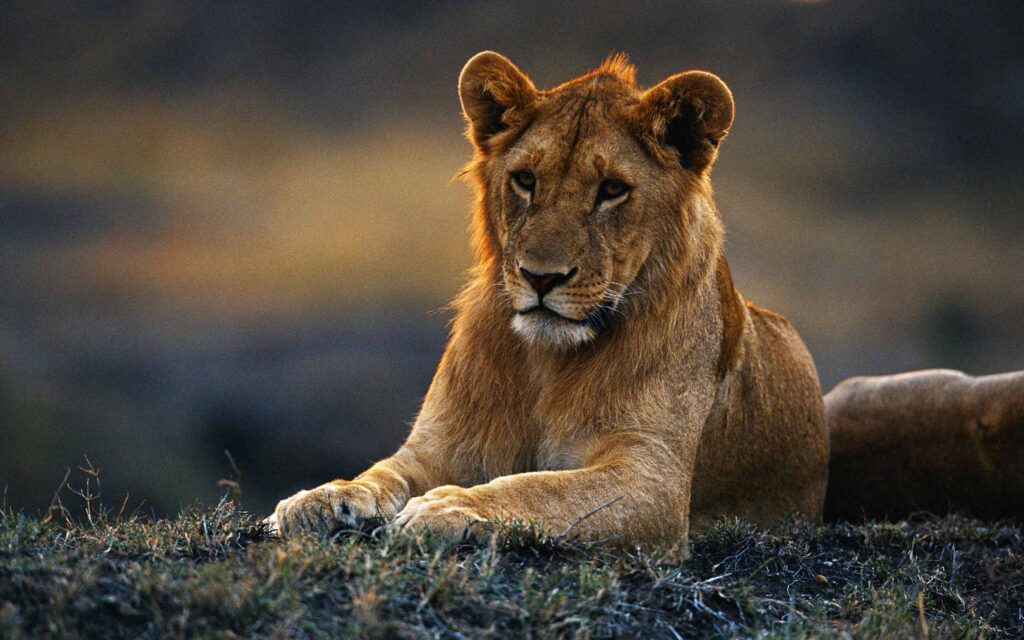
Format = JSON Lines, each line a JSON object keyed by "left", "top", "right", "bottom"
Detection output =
{"left": 459, "top": 52, "right": 734, "bottom": 348}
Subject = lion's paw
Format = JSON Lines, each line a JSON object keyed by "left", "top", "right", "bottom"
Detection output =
{"left": 394, "top": 485, "right": 489, "bottom": 539}
{"left": 271, "top": 482, "right": 382, "bottom": 538}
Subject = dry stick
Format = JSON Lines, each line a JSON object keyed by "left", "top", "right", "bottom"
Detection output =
{"left": 554, "top": 496, "right": 623, "bottom": 540}
{"left": 917, "top": 590, "right": 929, "bottom": 637}
{"left": 42, "top": 468, "right": 71, "bottom": 525}
{"left": 116, "top": 493, "right": 131, "bottom": 521}
{"left": 67, "top": 455, "right": 102, "bottom": 526}
{"left": 218, "top": 449, "right": 244, "bottom": 504}
{"left": 77, "top": 454, "right": 100, "bottom": 478}
{"left": 224, "top": 449, "right": 242, "bottom": 480}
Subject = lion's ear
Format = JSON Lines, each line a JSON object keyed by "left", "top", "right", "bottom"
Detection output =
{"left": 634, "top": 71, "right": 734, "bottom": 173}
{"left": 459, "top": 51, "right": 538, "bottom": 151}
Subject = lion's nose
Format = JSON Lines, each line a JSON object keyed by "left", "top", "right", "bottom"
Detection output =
{"left": 520, "top": 266, "right": 578, "bottom": 299}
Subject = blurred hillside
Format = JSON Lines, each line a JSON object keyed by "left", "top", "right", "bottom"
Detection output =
{"left": 1, "top": 1, "right": 1022, "bottom": 517}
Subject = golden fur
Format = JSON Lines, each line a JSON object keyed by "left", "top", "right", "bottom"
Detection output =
{"left": 825, "top": 369, "right": 1024, "bottom": 521}
{"left": 270, "top": 52, "right": 830, "bottom": 546}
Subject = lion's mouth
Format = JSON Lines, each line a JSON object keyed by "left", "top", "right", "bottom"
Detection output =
{"left": 516, "top": 303, "right": 614, "bottom": 331}
{"left": 516, "top": 305, "right": 582, "bottom": 322}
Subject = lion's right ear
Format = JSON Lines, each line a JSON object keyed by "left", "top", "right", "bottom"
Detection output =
{"left": 459, "top": 51, "right": 538, "bottom": 152}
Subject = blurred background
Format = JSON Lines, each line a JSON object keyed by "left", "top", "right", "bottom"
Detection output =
{"left": 1, "top": 1, "right": 1022, "bottom": 518}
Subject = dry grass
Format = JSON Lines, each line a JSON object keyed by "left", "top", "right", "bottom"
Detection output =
{"left": 1, "top": 492, "right": 1021, "bottom": 639}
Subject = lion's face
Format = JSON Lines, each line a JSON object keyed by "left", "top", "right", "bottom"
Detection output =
{"left": 459, "top": 53, "right": 734, "bottom": 348}
{"left": 498, "top": 91, "right": 667, "bottom": 346}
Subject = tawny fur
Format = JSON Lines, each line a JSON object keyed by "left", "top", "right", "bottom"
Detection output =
{"left": 825, "top": 370, "right": 1024, "bottom": 521}
{"left": 270, "top": 53, "right": 1021, "bottom": 546}
{"left": 270, "top": 52, "right": 828, "bottom": 546}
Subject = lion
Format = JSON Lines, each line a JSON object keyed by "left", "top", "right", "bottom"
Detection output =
{"left": 825, "top": 369, "right": 1024, "bottom": 521}
{"left": 269, "top": 52, "right": 1023, "bottom": 545}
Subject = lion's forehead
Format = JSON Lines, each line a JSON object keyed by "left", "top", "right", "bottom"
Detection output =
{"left": 509, "top": 93, "right": 646, "bottom": 181}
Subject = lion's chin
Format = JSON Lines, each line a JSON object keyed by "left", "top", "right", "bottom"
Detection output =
{"left": 510, "top": 310, "right": 596, "bottom": 348}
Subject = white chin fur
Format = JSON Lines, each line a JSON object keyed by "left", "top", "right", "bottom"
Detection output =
{"left": 511, "top": 312, "right": 594, "bottom": 348}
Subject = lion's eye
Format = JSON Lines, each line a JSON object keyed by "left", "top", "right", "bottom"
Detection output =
{"left": 511, "top": 170, "right": 536, "bottom": 193}
{"left": 596, "top": 179, "right": 629, "bottom": 204}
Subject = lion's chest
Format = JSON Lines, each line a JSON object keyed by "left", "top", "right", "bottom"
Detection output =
{"left": 529, "top": 375, "right": 607, "bottom": 472}
{"left": 535, "top": 432, "right": 586, "bottom": 471}
{"left": 537, "top": 446, "right": 582, "bottom": 471}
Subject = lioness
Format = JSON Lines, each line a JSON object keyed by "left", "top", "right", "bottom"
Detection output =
{"left": 269, "top": 53, "right": 1020, "bottom": 545}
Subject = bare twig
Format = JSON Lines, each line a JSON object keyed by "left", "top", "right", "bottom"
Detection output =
{"left": 223, "top": 449, "right": 242, "bottom": 480}
{"left": 554, "top": 496, "right": 623, "bottom": 540}
{"left": 217, "top": 449, "right": 243, "bottom": 504}
{"left": 68, "top": 456, "right": 102, "bottom": 526}
{"left": 116, "top": 493, "right": 131, "bottom": 521}
{"left": 42, "top": 468, "right": 71, "bottom": 525}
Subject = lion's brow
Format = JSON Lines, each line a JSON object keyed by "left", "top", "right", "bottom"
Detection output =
{"left": 558, "top": 83, "right": 596, "bottom": 181}
{"left": 506, "top": 147, "right": 531, "bottom": 162}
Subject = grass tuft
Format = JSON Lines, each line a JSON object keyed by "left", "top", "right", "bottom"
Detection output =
{"left": 1, "top": 499, "right": 1021, "bottom": 638}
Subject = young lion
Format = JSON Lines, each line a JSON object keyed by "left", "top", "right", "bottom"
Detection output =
{"left": 270, "top": 52, "right": 829, "bottom": 545}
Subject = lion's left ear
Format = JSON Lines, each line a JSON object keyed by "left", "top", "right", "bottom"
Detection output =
{"left": 634, "top": 71, "right": 734, "bottom": 173}
{"left": 459, "top": 51, "right": 538, "bottom": 152}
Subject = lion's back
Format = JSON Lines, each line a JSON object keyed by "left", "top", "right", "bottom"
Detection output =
{"left": 824, "top": 369, "right": 1024, "bottom": 520}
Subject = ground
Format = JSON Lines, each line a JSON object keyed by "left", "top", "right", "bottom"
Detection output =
{"left": 1, "top": 499, "right": 1021, "bottom": 639}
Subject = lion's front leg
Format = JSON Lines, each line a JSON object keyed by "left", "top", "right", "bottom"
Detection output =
{"left": 395, "top": 447, "right": 690, "bottom": 545}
